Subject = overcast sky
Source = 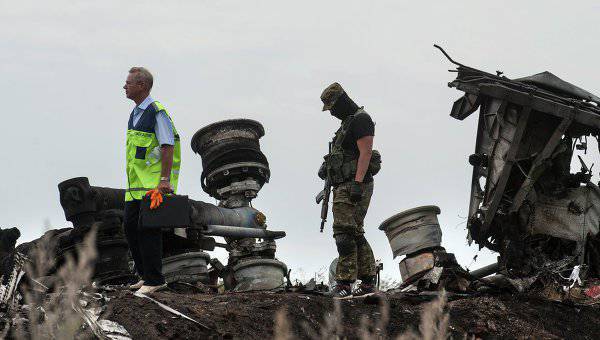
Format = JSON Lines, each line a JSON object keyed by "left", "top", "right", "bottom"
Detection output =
{"left": 3, "top": 1, "right": 600, "bottom": 282}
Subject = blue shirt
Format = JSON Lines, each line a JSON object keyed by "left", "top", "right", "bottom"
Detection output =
{"left": 131, "top": 96, "right": 175, "bottom": 146}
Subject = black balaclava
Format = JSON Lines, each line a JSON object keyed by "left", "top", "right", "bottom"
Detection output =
{"left": 330, "top": 92, "right": 359, "bottom": 120}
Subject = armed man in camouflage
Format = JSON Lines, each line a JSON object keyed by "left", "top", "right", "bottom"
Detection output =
{"left": 319, "top": 82, "right": 381, "bottom": 298}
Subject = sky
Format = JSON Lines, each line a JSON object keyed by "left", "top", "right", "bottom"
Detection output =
{"left": 3, "top": 0, "right": 600, "bottom": 282}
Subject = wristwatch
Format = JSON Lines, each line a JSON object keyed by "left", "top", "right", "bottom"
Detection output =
{"left": 160, "top": 176, "right": 170, "bottom": 182}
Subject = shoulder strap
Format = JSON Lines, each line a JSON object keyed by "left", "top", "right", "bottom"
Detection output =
{"left": 334, "top": 115, "right": 356, "bottom": 147}
{"left": 127, "top": 110, "right": 135, "bottom": 130}
{"left": 151, "top": 101, "right": 164, "bottom": 111}
{"left": 150, "top": 101, "right": 179, "bottom": 139}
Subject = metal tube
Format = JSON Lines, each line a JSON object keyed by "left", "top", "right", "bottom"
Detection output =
{"left": 189, "top": 200, "right": 261, "bottom": 229}
{"left": 91, "top": 186, "right": 125, "bottom": 211}
{"left": 58, "top": 177, "right": 125, "bottom": 228}
{"left": 470, "top": 262, "right": 498, "bottom": 278}
{"left": 199, "top": 225, "right": 285, "bottom": 240}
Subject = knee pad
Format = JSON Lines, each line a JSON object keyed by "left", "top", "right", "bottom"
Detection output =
{"left": 355, "top": 234, "right": 368, "bottom": 246}
{"left": 335, "top": 234, "right": 356, "bottom": 256}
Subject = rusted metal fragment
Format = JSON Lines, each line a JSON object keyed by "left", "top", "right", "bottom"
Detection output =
{"left": 399, "top": 252, "right": 434, "bottom": 282}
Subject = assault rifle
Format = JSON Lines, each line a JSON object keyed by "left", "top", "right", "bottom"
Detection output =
{"left": 316, "top": 142, "right": 333, "bottom": 233}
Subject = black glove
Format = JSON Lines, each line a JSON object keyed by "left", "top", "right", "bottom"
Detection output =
{"left": 349, "top": 181, "right": 363, "bottom": 203}
{"left": 318, "top": 162, "right": 327, "bottom": 180}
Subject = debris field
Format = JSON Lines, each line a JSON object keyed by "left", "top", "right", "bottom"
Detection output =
{"left": 3, "top": 47, "right": 600, "bottom": 339}
{"left": 102, "top": 290, "right": 600, "bottom": 339}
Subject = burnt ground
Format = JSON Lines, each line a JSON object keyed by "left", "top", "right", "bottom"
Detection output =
{"left": 102, "top": 289, "right": 600, "bottom": 339}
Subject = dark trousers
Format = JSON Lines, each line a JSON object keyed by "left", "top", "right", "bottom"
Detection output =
{"left": 124, "top": 200, "right": 165, "bottom": 286}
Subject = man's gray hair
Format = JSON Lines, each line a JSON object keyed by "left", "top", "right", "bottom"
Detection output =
{"left": 129, "top": 67, "right": 153, "bottom": 90}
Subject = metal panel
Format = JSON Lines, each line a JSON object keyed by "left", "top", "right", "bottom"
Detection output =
{"left": 451, "top": 93, "right": 480, "bottom": 120}
{"left": 232, "top": 259, "right": 287, "bottom": 292}
{"left": 162, "top": 251, "right": 210, "bottom": 284}
{"left": 509, "top": 115, "right": 574, "bottom": 213}
{"left": 515, "top": 71, "right": 600, "bottom": 104}
{"left": 528, "top": 184, "right": 600, "bottom": 243}
{"left": 480, "top": 84, "right": 600, "bottom": 130}
{"left": 379, "top": 206, "right": 442, "bottom": 258}
{"left": 387, "top": 225, "right": 442, "bottom": 258}
{"left": 399, "top": 252, "right": 435, "bottom": 282}
{"left": 482, "top": 105, "right": 531, "bottom": 232}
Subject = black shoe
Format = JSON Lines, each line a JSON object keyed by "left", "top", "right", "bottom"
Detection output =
{"left": 353, "top": 283, "right": 375, "bottom": 297}
{"left": 330, "top": 284, "right": 353, "bottom": 299}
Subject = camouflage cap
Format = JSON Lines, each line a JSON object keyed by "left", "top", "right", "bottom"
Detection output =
{"left": 320, "top": 82, "right": 346, "bottom": 111}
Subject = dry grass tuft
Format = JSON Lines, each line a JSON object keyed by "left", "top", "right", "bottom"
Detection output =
{"left": 274, "top": 308, "right": 293, "bottom": 340}
{"left": 358, "top": 297, "right": 390, "bottom": 340}
{"left": 318, "top": 299, "right": 344, "bottom": 339}
{"left": 397, "top": 290, "right": 449, "bottom": 340}
{"left": 274, "top": 291, "right": 450, "bottom": 340}
{"left": 16, "top": 227, "right": 97, "bottom": 339}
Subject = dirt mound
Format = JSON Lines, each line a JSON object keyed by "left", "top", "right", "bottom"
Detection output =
{"left": 102, "top": 290, "right": 600, "bottom": 339}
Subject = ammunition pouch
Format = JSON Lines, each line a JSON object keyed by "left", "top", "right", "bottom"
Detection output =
{"left": 326, "top": 149, "right": 382, "bottom": 185}
{"left": 340, "top": 158, "right": 357, "bottom": 183}
{"left": 318, "top": 161, "right": 327, "bottom": 180}
{"left": 325, "top": 153, "right": 346, "bottom": 185}
{"left": 324, "top": 110, "right": 382, "bottom": 185}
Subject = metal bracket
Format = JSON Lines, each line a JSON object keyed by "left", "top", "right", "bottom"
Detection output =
{"left": 509, "top": 112, "right": 575, "bottom": 213}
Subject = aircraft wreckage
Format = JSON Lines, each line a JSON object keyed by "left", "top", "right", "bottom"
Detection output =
{"left": 440, "top": 45, "right": 600, "bottom": 280}
{"left": 0, "top": 119, "right": 289, "bottom": 302}
{"left": 376, "top": 46, "right": 600, "bottom": 297}
{"left": 2, "top": 48, "right": 600, "bottom": 338}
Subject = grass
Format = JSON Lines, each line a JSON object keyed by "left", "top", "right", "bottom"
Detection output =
{"left": 4, "top": 226, "right": 450, "bottom": 339}
{"left": 274, "top": 291, "right": 449, "bottom": 340}
{"left": 15, "top": 226, "right": 97, "bottom": 339}
{"left": 397, "top": 291, "right": 449, "bottom": 340}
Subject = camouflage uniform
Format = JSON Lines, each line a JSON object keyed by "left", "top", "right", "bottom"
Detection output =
{"left": 332, "top": 180, "right": 376, "bottom": 282}
{"left": 320, "top": 82, "right": 378, "bottom": 283}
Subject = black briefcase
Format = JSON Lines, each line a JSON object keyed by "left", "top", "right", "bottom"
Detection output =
{"left": 139, "top": 194, "right": 191, "bottom": 229}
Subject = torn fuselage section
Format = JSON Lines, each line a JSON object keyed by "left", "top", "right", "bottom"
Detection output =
{"left": 447, "top": 62, "right": 600, "bottom": 278}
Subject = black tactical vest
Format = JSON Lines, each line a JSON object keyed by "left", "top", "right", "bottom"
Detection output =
{"left": 325, "top": 109, "right": 381, "bottom": 185}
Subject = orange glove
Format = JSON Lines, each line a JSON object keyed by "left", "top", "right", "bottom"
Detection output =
{"left": 145, "top": 189, "right": 164, "bottom": 210}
